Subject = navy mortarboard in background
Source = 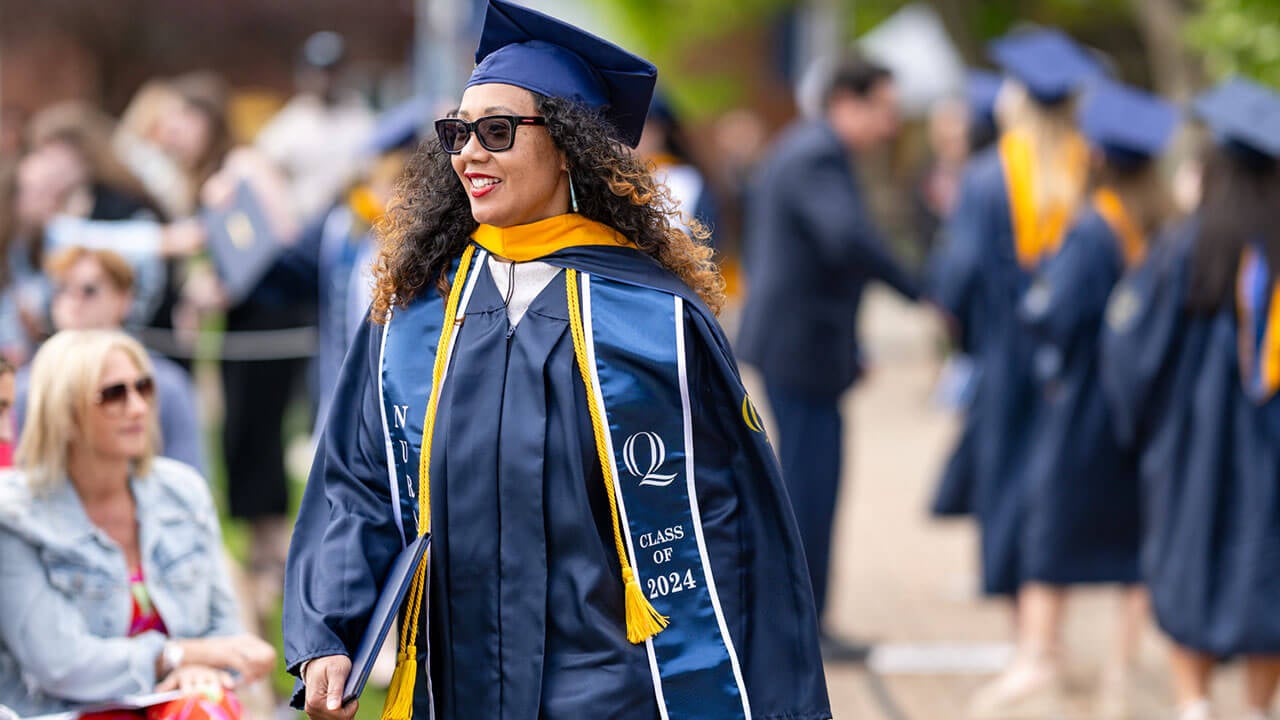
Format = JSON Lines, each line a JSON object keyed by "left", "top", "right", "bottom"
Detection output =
{"left": 1193, "top": 77, "right": 1280, "bottom": 161}
{"left": 967, "top": 69, "right": 1003, "bottom": 126}
{"left": 988, "top": 28, "right": 1105, "bottom": 104}
{"left": 467, "top": 0, "right": 658, "bottom": 148}
{"left": 1079, "top": 81, "right": 1180, "bottom": 167}
{"left": 364, "top": 96, "right": 433, "bottom": 157}
{"left": 204, "top": 181, "right": 282, "bottom": 305}
{"left": 302, "top": 31, "right": 345, "bottom": 70}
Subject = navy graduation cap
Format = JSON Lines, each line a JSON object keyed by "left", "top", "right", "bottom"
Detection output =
{"left": 364, "top": 96, "right": 433, "bottom": 156}
{"left": 968, "top": 69, "right": 1003, "bottom": 124}
{"left": 1193, "top": 77, "right": 1280, "bottom": 160}
{"left": 466, "top": 0, "right": 658, "bottom": 148}
{"left": 988, "top": 28, "right": 1104, "bottom": 104}
{"left": 1080, "top": 81, "right": 1179, "bottom": 166}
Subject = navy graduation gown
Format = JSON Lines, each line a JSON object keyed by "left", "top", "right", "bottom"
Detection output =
{"left": 284, "top": 245, "right": 830, "bottom": 719}
{"left": 1101, "top": 219, "right": 1280, "bottom": 655}
{"left": 926, "top": 217, "right": 987, "bottom": 519}
{"left": 1017, "top": 207, "right": 1140, "bottom": 585}
{"left": 932, "top": 147, "right": 1041, "bottom": 595}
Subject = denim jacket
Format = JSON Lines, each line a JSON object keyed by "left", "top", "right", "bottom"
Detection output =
{"left": 0, "top": 458, "right": 242, "bottom": 716}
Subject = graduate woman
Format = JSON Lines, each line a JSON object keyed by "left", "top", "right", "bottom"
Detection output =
{"left": 1101, "top": 78, "right": 1280, "bottom": 720}
{"left": 930, "top": 26, "right": 1099, "bottom": 701}
{"left": 974, "top": 82, "right": 1179, "bottom": 718}
{"left": 283, "top": 2, "right": 829, "bottom": 719}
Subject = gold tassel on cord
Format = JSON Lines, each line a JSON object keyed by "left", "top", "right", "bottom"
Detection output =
{"left": 381, "top": 649, "right": 417, "bottom": 720}
{"left": 381, "top": 246, "right": 476, "bottom": 718}
{"left": 567, "top": 269, "right": 669, "bottom": 644}
{"left": 623, "top": 566, "right": 669, "bottom": 643}
{"left": 381, "top": 556, "right": 429, "bottom": 719}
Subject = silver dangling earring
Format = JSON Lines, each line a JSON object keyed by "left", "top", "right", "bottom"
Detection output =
{"left": 568, "top": 172, "right": 579, "bottom": 213}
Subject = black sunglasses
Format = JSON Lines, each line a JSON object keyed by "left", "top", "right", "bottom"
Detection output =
{"left": 96, "top": 376, "right": 155, "bottom": 409}
{"left": 435, "top": 115, "right": 547, "bottom": 154}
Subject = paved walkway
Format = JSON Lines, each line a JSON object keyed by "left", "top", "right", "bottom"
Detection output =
{"left": 742, "top": 289, "right": 1255, "bottom": 720}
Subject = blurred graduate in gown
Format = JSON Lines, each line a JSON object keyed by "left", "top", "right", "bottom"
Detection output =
{"left": 283, "top": 2, "right": 829, "bottom": 719}
{"left": 1101, "top": 77, "right": 1280, "bottom": 720}
{"left": 927, "top": 69, "right": 1003, "bottom": 520}
{"left": 971, "top": 82, "right": 1179, "bottom": 719}
{"left": 931, "top": 29, "right": 1099, "bottom": 605}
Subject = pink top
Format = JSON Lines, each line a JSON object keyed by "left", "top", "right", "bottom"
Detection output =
{"left": 126, "top": 567, "right": 167, "bottom": 637}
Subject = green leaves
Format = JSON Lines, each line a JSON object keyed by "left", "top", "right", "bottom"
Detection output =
{"left": 597, "top": 0, "right": 799, "bottom": 118}
{"left": 1187, "top": 0, "right": 1280, "bottom": 86}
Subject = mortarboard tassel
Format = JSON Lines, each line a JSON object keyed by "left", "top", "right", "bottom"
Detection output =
{"left": 382, "top": 246, "right": 479, "bottom": 718}
{"left": 566, "top": 269, "right": 669, "bottom": 643}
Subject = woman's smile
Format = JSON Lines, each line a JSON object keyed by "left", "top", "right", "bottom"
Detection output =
{"left": 465, "top": 172, "right": 502, "bottom": 198}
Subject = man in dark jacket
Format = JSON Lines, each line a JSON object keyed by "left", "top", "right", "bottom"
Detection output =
{"left": 737, "top": 55, "right": 919, "bottom": 656}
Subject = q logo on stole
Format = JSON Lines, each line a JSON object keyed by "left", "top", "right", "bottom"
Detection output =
{"left": 623, "top": 431, "right": 678, "bottom": 487}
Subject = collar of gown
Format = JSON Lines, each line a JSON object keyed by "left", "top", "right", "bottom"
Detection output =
{"left": 471, "top": 213, "right": 636, "bottom": 262}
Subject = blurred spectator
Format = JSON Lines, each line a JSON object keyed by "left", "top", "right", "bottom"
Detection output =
{"left": 27, "top": 101, "right": 165, "bottom": 221}
{"left": 636, "top": 94, "right": 720, "bottom": 246}
{"left": 13, "top": 247, "right": 204, "bottom": 473}
{"left": 161, "top": 71, "right": 306, "bottom": 621}
{"left": 710, "top": 107, "right": 768, "bottom": 301}
{"left": 736, "top": 54, "right": 920, "bottom": 659}
{"left": 265, "top": 96, "right": 425, "bottom": 427}
{"left": 255, "top": 31, "right": 374, "bottom": 226}
{"left": 115, "top": 80, "right": 196, "bottom": 219}
{"left": 0, "top": 106, "right": 29, "bottom": 163}
{"left": 0, "top": 329, "right": 274, "bottom": 718}
{"left": 912, "top": 95, "right": 970, "bottom": 259}
{"left": 0, "top": 356, "right": 15, "bottom": 468}
{"left": 7, "top": 138, "right": 202, "bottom": 343}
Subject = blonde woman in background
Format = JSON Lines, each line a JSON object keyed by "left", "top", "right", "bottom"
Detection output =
{"left": 0, "top": 329, "right": 274, "bottom": 719}
{"left": 114, "top": 80, "right": 195, "bottom": 220}
{"left": 925, "top": 29, "right": 1102, "bottom": 716}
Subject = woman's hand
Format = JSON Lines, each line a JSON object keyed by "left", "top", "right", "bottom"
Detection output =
{"left": 160, "top": 219, "right": 206, "bottom": 258}
{"left": 180, "top": 263, "right": 228, "bottom": 315}
{"left": 230, "top": 635, "right": 277, "bottom": 682}
{"left": 303, "top": 655, "right": 358, "bottom": 720}
{"left": 178, "top": 635, "right": 277, "bottom": 683}
{"left": 156, "top": 663, "right": 234, "bottom": 695}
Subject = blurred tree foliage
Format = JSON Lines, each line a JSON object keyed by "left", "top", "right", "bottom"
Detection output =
{"left": 598, "top": 0, "right": 1154, "bottom": 118}
{"left": 599, "top": 0, "right": 796, "bottom": 117}
{"left": 1186, "top": 0, "right": 1280, "bottom": 86}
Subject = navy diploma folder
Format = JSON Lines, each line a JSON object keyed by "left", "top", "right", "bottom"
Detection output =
{"left": 203, "top": 180, "right": 281, "bottom": 305}
{"left": 342, "top": 533, "right": 431, "bottom": 704}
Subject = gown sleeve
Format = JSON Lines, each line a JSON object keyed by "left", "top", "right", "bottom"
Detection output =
{"left": 282, "top": 317, "right": 401, "bottom": 683}
{"left": 684, "top": 306, "right": 831, "bottom": 718}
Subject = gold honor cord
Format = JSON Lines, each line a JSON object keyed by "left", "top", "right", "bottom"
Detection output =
{"left": 382, "top": 245, "right": 478, "bottom": 720}
{"left": 1000, "top": 130, "right": 1089, "bottom": 269}
{"left": 565, "top": 269, "right": 669, "bottom": 643}
{"left": 1092, "top": 188, "right": 1147, "bottom": 269}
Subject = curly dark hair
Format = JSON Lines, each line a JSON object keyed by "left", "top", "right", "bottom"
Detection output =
{"left": 369, "top": 94, "right": 724, "bottom": 321}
